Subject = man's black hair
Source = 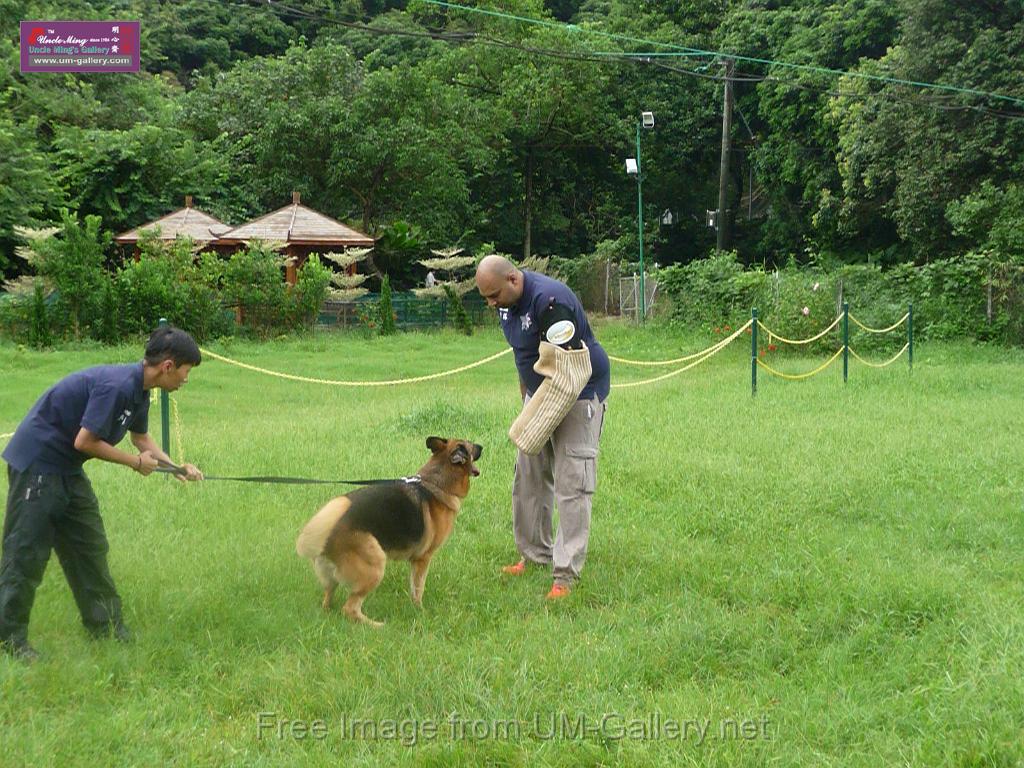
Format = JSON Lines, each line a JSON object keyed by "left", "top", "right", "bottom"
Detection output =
{"left": 144, "top": 326, "right": 201, "bottom": 367}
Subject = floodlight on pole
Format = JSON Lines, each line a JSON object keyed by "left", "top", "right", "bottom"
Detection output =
{"left": 631, "top": 112, "right": 654, "bottom": 322}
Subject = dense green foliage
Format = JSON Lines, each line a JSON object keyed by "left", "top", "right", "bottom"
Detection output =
{"left": 2, "top": 0, "right": 1022, "bottom": 276}
{"left": 0, "top": 231, "right": 334, "bottom": 342}
{"left": 659, "top": 250, "right": 1024, "bottom": 347}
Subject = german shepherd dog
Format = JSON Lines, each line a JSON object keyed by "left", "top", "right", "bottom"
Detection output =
{"left": 296, "top": 437, "right": 482, "bottom": 626}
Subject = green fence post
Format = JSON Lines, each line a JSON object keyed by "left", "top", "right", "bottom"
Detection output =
{"left": 751, "top": 307, "right": 758, "bottom": 397}
{"left": 908, "top": 303, "right": 913, "bottom": 371}
{"left": 158, "top": 317, "right": 170, "bottom": 458}
{"left": 842, "top": 302, "right": 849, "bottom": 383}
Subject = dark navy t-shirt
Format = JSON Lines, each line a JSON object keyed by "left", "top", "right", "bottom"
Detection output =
{"left": 498, "top": 271, "right": 610, "bottom": 401}
{"left": 3, "top": 363, "right": 150, "bottom": 474}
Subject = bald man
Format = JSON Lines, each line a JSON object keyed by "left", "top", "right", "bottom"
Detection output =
{"left": 476, "top": 256, "right": 609, "bottom": 599}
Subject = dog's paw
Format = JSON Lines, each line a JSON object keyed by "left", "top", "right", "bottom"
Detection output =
{"left": 346, "top": 610, "right": 385, "bottom": 628}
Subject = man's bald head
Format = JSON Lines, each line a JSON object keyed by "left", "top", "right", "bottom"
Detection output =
{"left": 476, "top": 254, "right": 516, "bottom": 281}
{"left": 476, "top": 255, "right": 524, "bottom": 308}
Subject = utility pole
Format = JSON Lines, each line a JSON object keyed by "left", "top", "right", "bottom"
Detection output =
{"left": 717, "top": 57, "right": 734, "bottom": 251}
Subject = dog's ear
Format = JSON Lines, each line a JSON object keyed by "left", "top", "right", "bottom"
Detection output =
{"left": 426, "top": 436, "right": 447, "bottom": 453}
{"left": 450, "top": 445, "right": 468, "bottom": 464}
{"left": 471, "top": 443, "right": 483, "bottom": 461}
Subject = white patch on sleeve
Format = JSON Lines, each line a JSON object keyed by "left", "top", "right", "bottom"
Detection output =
{"left": 545, "top": 319, "right": 576, "bottom": 345}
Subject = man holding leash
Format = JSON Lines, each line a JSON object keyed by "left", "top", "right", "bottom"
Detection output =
{"left": 475, "top": 255, "right": 609, "bottom": 599}
{"left": 0, "top": 326, "right": 204, "bottom": 662}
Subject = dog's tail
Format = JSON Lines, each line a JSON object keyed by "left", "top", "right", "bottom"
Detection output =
{"left": 296, "top": 497, "right": 350, "bottom": 559}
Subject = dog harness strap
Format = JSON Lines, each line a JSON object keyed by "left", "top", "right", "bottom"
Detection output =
{"left": 416, "top": 477, "right": 461, "bottom": 512}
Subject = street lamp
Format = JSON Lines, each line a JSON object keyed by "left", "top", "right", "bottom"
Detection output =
{"left": 625, "top": 111, "right": 654, "bottom": 322}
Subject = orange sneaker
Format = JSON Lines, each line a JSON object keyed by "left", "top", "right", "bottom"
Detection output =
{"left": 501, "top": 559, "right": 527, "bottom": 576}
{"left": 546, "top": 583, "right": 571, "bottom": 600}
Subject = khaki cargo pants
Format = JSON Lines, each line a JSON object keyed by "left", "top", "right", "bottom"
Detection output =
{"left": 511, "top": 394, "right": 606, "bottom": 586}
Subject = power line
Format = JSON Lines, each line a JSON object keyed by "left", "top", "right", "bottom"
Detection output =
{"left": 206, "top": 0, "right": 1024, "bottom": 120}
{"left": 422, "top": 0, "right": 1024, "bottom": 109}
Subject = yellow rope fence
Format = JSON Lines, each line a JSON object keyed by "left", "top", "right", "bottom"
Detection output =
{"left": 756, "top": 348, "right": 844, "bottom": 381}
{"left": 849, "top": 312, "right": 910, "bottom": 334}
{"left": 756, "top": 316, "right": 841, "bottom": 346}
{"left": 200, "top": 322, "right": 758, "bottom": 391}
{"left": 849, "top": 343, "right": 910, "bottom": 368}
{"left": 171, "top": 394, "right": 185, "bottom": 462}
{"left": 611, "top": 320, "right": 753, "bottom": 389}
{"left": 608, "top": 324, "right": 750, "bottom": 367}
{"left": 198, "top": 346, "right": 512, "bottom": 386}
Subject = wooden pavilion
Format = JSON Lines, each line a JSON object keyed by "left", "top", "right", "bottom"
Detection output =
{"left": 215, "top": 192, "right": 375, "bottom": 284}
{"left": 113, "top": 196, "right": 230, "bottom": 254}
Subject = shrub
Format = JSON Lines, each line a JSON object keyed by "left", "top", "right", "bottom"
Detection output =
{"left": 221, "top": 242, "right": 291, "bottom": 338}
{"left": 290, "top": 254, "right": 332, "bottom": 329}
{"left": 0, "top": 281, "right": 55, "bottom": 348}
{"left": 114, "top": 236, "right": 231, "bottom": 342}
{"left": 115, "top": 248, "right": 181, "bottom": 335}
{"left": 378, "top": 275, "right": 397, "bottom": 336}
{"left": 658, "top": 250, "right": 1024, "bottom": 347}
{"left": 658, "top": 251, "right": 768, "bottom": 328}
{"left": 95, "top": 276, "right": 119, "bottom": 345}
{"left": 24, "top": 210, "right": 110, "bottom": 340}
{"left": 444, "top": 284, "right": 473, "bottom": 336}
{"left": 549, "top": 252, "right": 616, "bottom": 312}
{"left": 29, "top": 282, "right": 52, "bottom": 348}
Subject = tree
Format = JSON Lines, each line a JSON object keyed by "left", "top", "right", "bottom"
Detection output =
{"left": 377, "top": 274, "right": 397, "bottom": 335}
{"left": 133, "top": 0, "right": 297, "bottom": 82}
{"left": 332, "top": 64, "right": 484, "bottom": 238}
{"left": 0, "top": 116, "right": 63, "bottom": 275}
{"left": 320, "top": 247, "right": 373, "bottom": 300}
{"left": 947, "top": 181, "right": 1024, "bottom": 262}
{"left": 713, "top": 0, "right": 899, "bottom": 262}
{"left": 15, "top": 211, "right": 110, "bottom": 340}
{"left": 414, "top": 248, "right": 476, "bottom": 297}
{"left": 444, "top": 22, "right": 619, "bottom": 259}
{"left": 831, "top": 0, "right": 1024, "bottom": 262}
{"left": 55, "top": 122, "right": 235, "bottom": 237}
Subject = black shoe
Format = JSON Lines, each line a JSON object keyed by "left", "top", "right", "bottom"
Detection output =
{"left": 112, "top": 623, "right": 133, "bottom": 644}
{"left": 87, "top": 622, "right": 134, "bottom": 643}
{"left": 2, "top": 638, "right": 40, "bottom": 663}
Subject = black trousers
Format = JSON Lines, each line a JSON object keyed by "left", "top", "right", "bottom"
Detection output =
{"left": 0, "top": 465, "right": 122, "bottom": 644}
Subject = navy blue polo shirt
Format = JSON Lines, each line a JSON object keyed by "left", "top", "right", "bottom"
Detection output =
{"left": 498, "top": 271, "right": 610, "bottom": 401}
{"left": 3, "top": 363, "right": 150, "bottom": 474}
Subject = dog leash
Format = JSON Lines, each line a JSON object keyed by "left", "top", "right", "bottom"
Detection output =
{"left": 155, "top": 459, "right": 421, "bottom": 487}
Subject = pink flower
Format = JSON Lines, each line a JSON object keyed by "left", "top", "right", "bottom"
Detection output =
{"left": 802, "top": 306, "right": 810, "bottom": 316}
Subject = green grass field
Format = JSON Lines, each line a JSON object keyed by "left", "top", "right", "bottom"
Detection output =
{"left": 1, "top": 322, "right": 1022, "bottom": 767}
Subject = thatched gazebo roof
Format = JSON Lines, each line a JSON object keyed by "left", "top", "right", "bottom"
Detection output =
{"left": 114, "top": 196, "right": 228, "bottom": 245}
{"left": 215, "top": 192, "right": 374, "bottom": 248}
